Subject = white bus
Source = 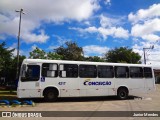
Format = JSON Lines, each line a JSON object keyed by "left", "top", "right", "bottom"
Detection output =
{"left": 17, "top": 59, "right": 156, "bottom": 101}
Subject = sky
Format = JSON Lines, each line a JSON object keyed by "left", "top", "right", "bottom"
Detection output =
{"left": 0, "top": 0, "right": 160, "bottom": 66}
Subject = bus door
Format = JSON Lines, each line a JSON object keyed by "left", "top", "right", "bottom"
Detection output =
{"left": 18, "top": 64, "right": 41, "bottom": 98}
{"left": 144, "top": 67, "right": 155, "bottom": 91}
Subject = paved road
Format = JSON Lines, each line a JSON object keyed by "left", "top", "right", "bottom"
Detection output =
{"left": 1, "top": 85, "right": 160, "bottom": 120}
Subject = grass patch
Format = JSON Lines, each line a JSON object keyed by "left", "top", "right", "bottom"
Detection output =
{"left": 0, "top": 90, "right": 17, "bottom": 100}
{"left": 0, "top": 90, "right": 17, "bottom": 95}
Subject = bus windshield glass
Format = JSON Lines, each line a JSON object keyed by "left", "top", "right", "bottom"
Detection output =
{"left": 21, "top": 65, "right": 40, "bottom": 82}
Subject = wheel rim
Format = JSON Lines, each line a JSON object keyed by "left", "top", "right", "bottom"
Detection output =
{"left": 120, "top": 91, "right": 126, "bottom": 98}
{"left": 48, "top": 92, "right": 54, "bottom": 99}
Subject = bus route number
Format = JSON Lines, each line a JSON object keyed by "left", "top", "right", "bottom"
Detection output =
{"left": 58, "top": 82, "right": 66, "bottom": 85}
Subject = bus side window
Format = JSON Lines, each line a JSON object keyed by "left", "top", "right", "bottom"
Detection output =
{"left": 115, "top": 66, "right": 129, "bottom": 78}
{"left": 42, "top": 63, "right": 58, "bottom": 77}
{"left": 98, "top": 65, "right": 114, "bottom": 78}
{"left": 130, "top": 67, "right": 143, "bottom": 78}
{"left": 59, "top": 64, "right": 78, "bottom": 78}
{"left": 144, "top": 67, "right": 152, "bottom": 78}
{"left": 79, "top": 65, "right": 97, "bottom": 78}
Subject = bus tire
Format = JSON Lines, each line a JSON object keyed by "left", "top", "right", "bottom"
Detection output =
{"left": 117, "top": 88, "right": 128, "bottom": 100}
{"left": 44, "top": 89, "right": 58, "bottom": 102}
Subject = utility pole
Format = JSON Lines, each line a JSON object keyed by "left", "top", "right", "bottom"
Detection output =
{"left": 143, "top": 45, "right": 154, "bottom": 64}
{"left": 15, "top": 8, "right": 25, "bottom": 79}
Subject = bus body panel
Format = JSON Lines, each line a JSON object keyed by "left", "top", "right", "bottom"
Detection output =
{"left": 78, "top": 78, "right": 115, "bottom": 96}
{"left": 114, "top": 78, "right": 145, "bottom": 94}
{"left": 17, "top": 81, "right": 41, "bottom": 98}
{"left": 17, "top": 59, "right": 156, "bottom": 99}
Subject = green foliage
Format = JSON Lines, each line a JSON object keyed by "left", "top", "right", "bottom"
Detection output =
{"left": 0, "top": 42, "right": 14, "bottom": 78}
{"left": 55, "top": 41, "right": 84, "bottom": 61}
{"left": 29, "top": 42, "right": 84, "bottom": 61}
{"left": 10, "top": 55, "right": 26, "bottom": 79}
{"left": 47, "top": 52, "right": 63, "bottom": 60}
{"left": 29, "top": 47, "right": 63, "bottom": 60}
{"left": 84, "top": 56, "right": 105, "bottom": 62}
{"left": 0, "top": 42, "right": 26, "bottom": 83}
{"left": 105, "top": 47, "right": 141, "bottom": 64}
{"left": 29, "top": 47, "right": 47, "bottom": 59}
{"left": 0, "top": 42, "right": 24, "bottom": 84}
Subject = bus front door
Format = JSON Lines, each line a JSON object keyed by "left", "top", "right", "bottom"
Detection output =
{"left": 18, "top": 65, "right": 41, "bottom": 98}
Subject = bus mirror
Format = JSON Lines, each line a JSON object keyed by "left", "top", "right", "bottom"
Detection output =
{"left": 21, "top": 71, "right": 28, "bottom": 81}
{"left": 25, "top": 71, "right": 30, "bottom": 78}
{"left": 21, "top": 67, "right": 31, "bottom": 81}
{"left": 21, "top": 64, "right": 27, "bottom": 77}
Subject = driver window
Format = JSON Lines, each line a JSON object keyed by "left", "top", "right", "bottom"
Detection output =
{"left": 21, "top": 65, "right": 40, "bottom": 82}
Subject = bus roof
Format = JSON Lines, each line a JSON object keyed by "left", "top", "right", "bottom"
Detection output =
{"left": 23, "top": 59, "right": 152, "bottom": 67}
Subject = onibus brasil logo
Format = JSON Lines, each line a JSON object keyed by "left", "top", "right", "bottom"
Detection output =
{"left": 83, "top": 79, "right": 111, "bottom": 86}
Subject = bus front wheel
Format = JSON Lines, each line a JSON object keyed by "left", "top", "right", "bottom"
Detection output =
{"left": 44, "top": 89, "right": 58, "bottom": 102}
{"left": 117, "top": 88, "right": 128, "bottom": 100}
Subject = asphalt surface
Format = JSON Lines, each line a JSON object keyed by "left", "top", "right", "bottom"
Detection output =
{"left": 0, "top": 84, "right": 160, "bottom": 120}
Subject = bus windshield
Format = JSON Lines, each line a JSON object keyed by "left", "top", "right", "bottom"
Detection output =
{"left": 21, "top": 65, "right": 40, "bottom": 82}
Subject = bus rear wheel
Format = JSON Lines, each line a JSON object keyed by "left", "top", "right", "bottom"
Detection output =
{"left": 117, "top": 88, "right": 128, "bottom": 100}
{"left": 44, "top": 89, "right": 58, "bottom": 102}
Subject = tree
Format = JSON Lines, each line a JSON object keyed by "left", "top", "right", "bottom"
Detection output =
{"left": 84, "top": 56, "right": 105, "bottom": 62}
{"left": 105, "top": 47, "right": 141, "bottom": 64}
{"left": 0, "top": 42, "right": 14, "bottom": 77}
{"left": 0, "top": 42, "right": 26, "bottom": 88}
{"left": 10, "top": 55, "right": 26, "bottom": 80}
{"left": 55, "top": 41, "right": 84, "bottom": 61}
{"left": 29, "top": 47, "right": 46, "bottom": 59}
{"left": 29, "top": 47, "right": 63, "bottom": 60}
{"left": 47, "top": 52, "right": 63, "bottom": 60}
